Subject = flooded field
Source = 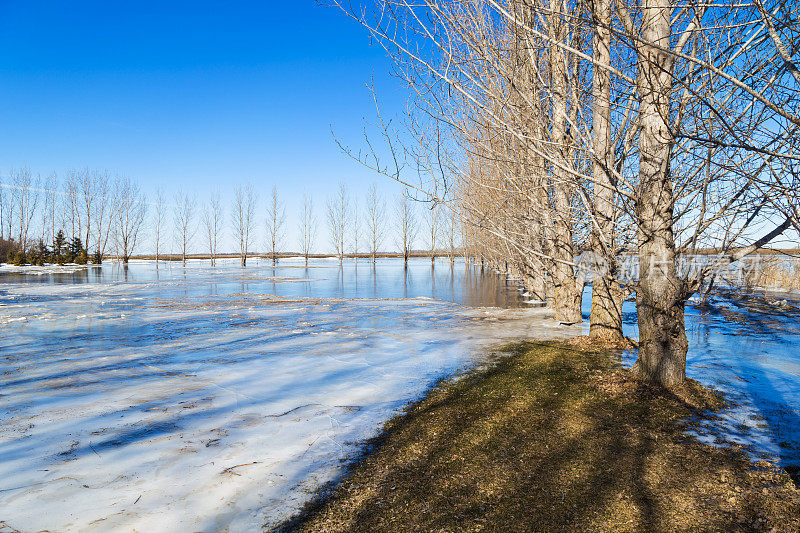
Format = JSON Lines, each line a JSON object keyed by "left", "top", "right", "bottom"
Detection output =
{"left": 0, "top": 258, "right": 577, "bottom": 531}
{"left": 1, "top": 258, "right": 798, "bottom": 531}
{"left": 582, "top": 283, "right": 800, "bottom": 473}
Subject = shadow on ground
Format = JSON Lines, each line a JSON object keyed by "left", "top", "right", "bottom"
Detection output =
{"left": 275, "top": 342, "right": 800, "bottom": 532}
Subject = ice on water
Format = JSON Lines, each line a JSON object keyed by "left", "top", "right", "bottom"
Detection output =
{"left": 0, "top": 259, "right": 578, "bottom": 531}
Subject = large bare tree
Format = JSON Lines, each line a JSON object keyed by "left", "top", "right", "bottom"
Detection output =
{"left": 330, "top": 0, "right": 800, "bottom": 388}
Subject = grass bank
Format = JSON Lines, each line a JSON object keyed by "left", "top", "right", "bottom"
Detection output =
{"left": 277, "top": 342, "right": 799, "bottom": 532}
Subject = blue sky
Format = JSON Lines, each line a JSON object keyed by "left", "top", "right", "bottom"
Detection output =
{"left": 0, "top": 1, "right": 411, "bottom": 252}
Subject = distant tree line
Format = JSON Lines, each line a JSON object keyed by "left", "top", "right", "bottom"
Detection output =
{"left": 0, "top": 169, "right": 145, "bottom": 265}
{"left": 0, "top": 168, "right": 462, "bottom": 267}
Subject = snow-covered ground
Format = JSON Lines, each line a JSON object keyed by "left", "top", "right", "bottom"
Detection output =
{"left": 0, "top": 263, "right": 89, "bottom": 275}
{"left": 0, "top": 259, "right": 578, "bottom": 531}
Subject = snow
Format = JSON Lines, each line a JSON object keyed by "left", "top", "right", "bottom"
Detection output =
{"left": 0, "top": 263, "right": 89, "bottom": 275}
{"left": 0, "top": 260, "right": 578, "bottom": 531}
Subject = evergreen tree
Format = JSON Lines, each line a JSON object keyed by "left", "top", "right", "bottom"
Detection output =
{"left": 68, "top": 237, "right": 84, "bottom": 263}
{"left": 11, "top": 250, "right": 26, "bottom": 266}
{"left": 32, "top": 240, "right": 49, "bottom": 266}
{"left": 53, "top": 230, "right": 66, "bottom": 264}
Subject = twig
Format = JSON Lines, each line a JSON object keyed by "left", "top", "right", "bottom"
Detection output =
{"left": 220, "top": 461, "right": 260, "bottom": 476}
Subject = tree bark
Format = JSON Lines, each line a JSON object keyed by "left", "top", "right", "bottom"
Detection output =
{"left": 633, "top": 0, "right": 688, "bottom": 387}
{"left": 589, "top": 0, "right": 625, "bottom": 342}
{"left": 548, "top": 0, "right": 581, "bottom": 324}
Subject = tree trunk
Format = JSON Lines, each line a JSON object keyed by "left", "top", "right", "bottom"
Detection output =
{"left": 589, "top": 0, "right": 625, "bottom": 342}
{"left": 548, "top": 1, "right": 581, "bottom": 324}
{"left": 633, "top": 0, "right": 688, "bottom": 387}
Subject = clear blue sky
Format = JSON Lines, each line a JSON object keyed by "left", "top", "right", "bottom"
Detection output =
{"left": 0, "top": 0, "right": 411, "bottom": 252}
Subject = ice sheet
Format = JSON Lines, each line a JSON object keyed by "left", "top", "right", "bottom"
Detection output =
{"left": 0, "top": 260, "right": 578, "bottom": 531}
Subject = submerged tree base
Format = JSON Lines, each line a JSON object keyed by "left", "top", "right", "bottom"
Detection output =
{"left": 277, "top": 342, "right": 799, "bottom": 532}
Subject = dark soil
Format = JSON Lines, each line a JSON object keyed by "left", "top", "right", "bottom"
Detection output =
{"left": 276, "top": 341, "right": 800, "bottom": 532}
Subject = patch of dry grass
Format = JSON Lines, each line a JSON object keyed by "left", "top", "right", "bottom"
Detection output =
{"left": 748, "top": 257, "right": 800, "bottom": 291}
{"left": 276, "top": 342, "right": 800, "bottom": 532}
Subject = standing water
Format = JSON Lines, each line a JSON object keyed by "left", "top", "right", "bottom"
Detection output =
{"left": 0, "top": 258, "right": 576, "bottom": 531}
{"left": 582, "top": 283, "right": 800, "bottom": 479}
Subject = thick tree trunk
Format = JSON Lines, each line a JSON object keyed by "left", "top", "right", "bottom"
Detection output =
{"left": 633, "top": 0, "right": 688, "bottom": 387}
{"left": 548, "top": 1, "right": 581, "bottom": 324}
{"left": 590, "top": 276, "right": 626, "bottom": 341}
{"left": 589, "top": 0, "right": 625, "bottom": 342}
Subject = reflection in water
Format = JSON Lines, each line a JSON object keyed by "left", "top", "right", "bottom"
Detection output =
{"left": 581, "top": 285, "right": 800, "bottom": 470}
{"left": 0, "top": 257, "right": 576, "bottom": 531}
{"left": 0, "top": 257, "right": 524, "bottom": 308}
{"left": 1, "top": 257, "right": 799, "bottom": 528}
{"left": 3, "top": 259, "right": 795, "bottom": 466}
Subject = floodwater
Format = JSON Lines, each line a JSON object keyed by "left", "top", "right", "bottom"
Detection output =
{"left": 582, "top": 284, "right": 800, "bottom": 474}
{"left": 1, "top": 258, "right": 797, "bottom": 531}
{"left": 0, "top": 258, "right": 576, "bottom": 531}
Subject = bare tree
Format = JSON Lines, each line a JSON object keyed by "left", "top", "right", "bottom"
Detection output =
{"left": 329, "top": 0, "right": 800, "bottom": 388}
{"left": 0, "top": 175, "right": 8, "bottom": 241}
{"left": 12, "top": 168, "right": 40, "bottom": 250}
{"left": 395, "top": 192, "right": 418, "bottom": 266}
{"left": 78, "top": 169, "right": 95, "bottom": 250}
{"left": 114, "top": 176, "right": 147, "bottom": 264}
{"left": 326, "top": 181, "right": 350, "bottom": 263}
{"left": 298, "top": 191, "right": 316, "bottom": 265}
{"left": 174, "top": 190, "right": 196, "bottom": 266}
{"left": 447, "top": 208, "right": 461, "bottom": 264}
{"left": 3, "top": 172, "right": 17, "bottom": 242}
{"left": 64, "top": 171, "right": 78, "bottom": 241}
{"left": 265, "top": 185, "right": 285, "bottom": 265}
{"left": 232, "top": 182, "right": 257, "bottom": 267}
{"left": 425, "top": 202, "right": 441, "bottom": 264}
{"left": 586, "top": 0, "right": 626, "bottom": 343}
{"left": 94, "top": 172, "right": 116, "bottom": 259}
{"left": 202, "top": 189, "right": 223, "bottom": 266}
{"left": 40, "top": 173, "right": 59, "bottom": 248}
{"left": 352, "top": 194, "right": 360, "bottom": 261}
{"left": 365, "top": 182, "right": 385, "bottom": 263}
{"left": 154, "top": 187, "right": 166, "bottom": 264}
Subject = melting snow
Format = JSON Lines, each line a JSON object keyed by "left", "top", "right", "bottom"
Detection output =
{"left": 0, "top": 259, "right": 577, "bottom": 531}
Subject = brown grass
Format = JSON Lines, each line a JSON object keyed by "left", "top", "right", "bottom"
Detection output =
{"left": 276, "top": 342, "right": 800, "bottom": 532}
{"left": 748, "top": 257, "right": 800, "bottom": 291}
